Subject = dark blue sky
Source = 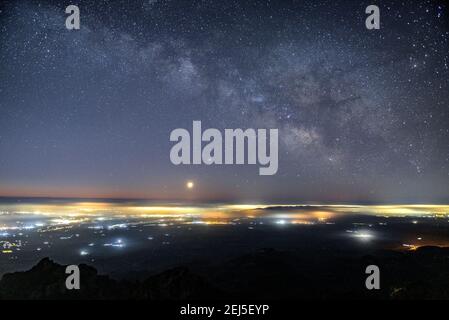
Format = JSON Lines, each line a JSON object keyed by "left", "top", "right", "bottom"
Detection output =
{"left": 0, "top": 0, "right": 448, "bottom": 203}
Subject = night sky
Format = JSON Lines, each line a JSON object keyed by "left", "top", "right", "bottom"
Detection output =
{"left": 0, "top": 0, "right": 448, "bottom": 203}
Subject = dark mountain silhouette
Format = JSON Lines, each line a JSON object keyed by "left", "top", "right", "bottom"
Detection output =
{"left": 0, "top": 258, "right": 222, "bottom": 300}
{"left": 2, "top": 246, "right": 449, "bottom": 299}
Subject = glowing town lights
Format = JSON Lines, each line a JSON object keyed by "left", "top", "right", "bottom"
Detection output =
{"left": 191, "top": 220, "right": 207, "bottom": 224}
{"left": 88, "top": 225, "right": 104, "bottom": 230}
{"left": 291, "top": 220, "right": 315, "bottom": 225}
{"left": 104, "top": 239, "right": 125, "bottom": 248}
{"left": 224, "top": 204, "right": 261, "bottom": 210}
{"left": 350, "top": 230, "right": 375, "bottom": 241}
{"left": 2, "top": 202, "right": 449, "bottom": 262}
{"left": 51, "top": 218, "right": 83, "bottom": 225}
{"left": 107, "top": 223, "right": 127, "bottom": 230}
{"left": 354, "top": 233, "right": 373, "bottom": 239}
{"left": 402, "top": 244, "right": 418, "bottom": 251}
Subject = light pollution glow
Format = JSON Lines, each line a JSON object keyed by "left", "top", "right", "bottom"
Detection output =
{"left": 1, "top": 202, "right": 449, "bottom": 221}
{"left": 2, "top": 202, "right": 449, "bottom": 259}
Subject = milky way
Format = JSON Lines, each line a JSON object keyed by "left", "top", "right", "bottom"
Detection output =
{"left": 0, "top": 0, "right": 448, "bottom": 203}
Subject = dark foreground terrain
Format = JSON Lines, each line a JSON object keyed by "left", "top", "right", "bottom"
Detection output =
{"left": 1, "top": 246, "right": 449, "bottom": 300}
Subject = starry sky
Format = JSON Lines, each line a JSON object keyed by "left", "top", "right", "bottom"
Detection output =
{"left": 0, "top": 0, "right": 448, "bottom": 203}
